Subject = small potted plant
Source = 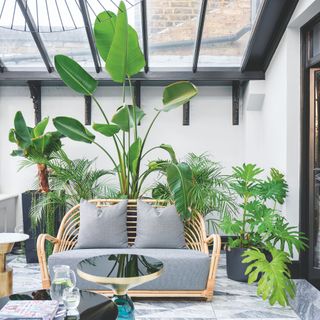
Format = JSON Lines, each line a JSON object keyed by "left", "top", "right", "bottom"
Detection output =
{"left": 220, "top": 163, "right": 307, "bottom": 306}
{"left": 9, "top": 111, "right": 63, "bottom": 262}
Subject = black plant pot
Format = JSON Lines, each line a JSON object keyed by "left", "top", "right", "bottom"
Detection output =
{"left": 226, "top": 247, "right": 250, "bottom": 282}
{"left": 226, "top": 247, "right": 272, "bottom": 282}
{"left": 22, "top": 191, "right": 63, "bottom": 263}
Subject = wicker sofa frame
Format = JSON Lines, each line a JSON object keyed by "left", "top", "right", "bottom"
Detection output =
{"left": 37, "top": 199, "right": 221, "bottom": 301}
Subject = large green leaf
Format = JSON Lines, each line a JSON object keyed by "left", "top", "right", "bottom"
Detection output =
{"left": 160, "top": 144, "right": 177, "bottom": 164}
{"left": 126, "top": 23, "right": 145, "bottom": 76}
{"left": 93, "top": 123, "right": 120, "bottom": 137}
{"left": 112, "top": 105, "right": 145, "bottom": 132}
{"left": 33, "top": 117, "right": 49, "bottom": 137}
{"left": 54, "top": 55, "right": 97, "bottom": 95}
{"left": 242, "top": 248, "right": 296, "bottom": 306}
{"left": 105, "top": 2, "right": 145, "bottom": 82}
{"left": 128, "top": 138, "right": 142, "bottom": 174}
{"left": 53, "top": 117, "right": 95, "bottom": 143}
{"left": 105, "top": 2, "right": 127, "bottom": 83}
{"left": 14, "top": 111, "right": 32, "bottom": 148}
{"left": 32, "top": 132, "right": 62, "bottom": 156}
{"left": 166, "top": 162, "right": 193, "bottom": 219}
{"left": 94, "top": 11, "right": 117, "bottom": 61}
{"left": 162, "top": 81, "right": 198, "bottom": 112}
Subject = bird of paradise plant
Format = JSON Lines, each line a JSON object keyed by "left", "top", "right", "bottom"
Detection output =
{"left": 52, "top": 1, "right": 198, "bottom": 219}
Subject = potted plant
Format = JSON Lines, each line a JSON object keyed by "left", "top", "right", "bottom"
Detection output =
{"left": 9, "top": 112, "right": 63, "bottom": 262}
{"left": 220, "top": 163, "right": 307, "bottom": 306}
{"left": 152, "top": 153, "right": 236, "bottom": 231}
{"left": 51, "top": 1, "right": 198, "bottom": 219}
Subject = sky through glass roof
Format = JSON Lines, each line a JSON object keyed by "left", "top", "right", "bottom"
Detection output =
{"left": 0, "top": 0, "right": 264, "bottom": 72}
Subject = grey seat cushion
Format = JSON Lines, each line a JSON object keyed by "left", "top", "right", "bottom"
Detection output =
{"left": 48, "top": 248, "right": 210, "bottom": 291}
{"left": 134, "top": 201, "right": 186, "bottom": 248}
{"left": 76, "top": 200, "right": 128, "bottom": 249}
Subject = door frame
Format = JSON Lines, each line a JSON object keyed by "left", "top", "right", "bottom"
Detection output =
{"left": 301, "top": 13, "right": 320, "bottom": 286}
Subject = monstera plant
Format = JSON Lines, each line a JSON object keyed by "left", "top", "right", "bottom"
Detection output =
{"left": 52, "top": 1, "right": 198, "bottom": 219}
{"left": 220, "top": 164, "right": 307, "bottom": 306}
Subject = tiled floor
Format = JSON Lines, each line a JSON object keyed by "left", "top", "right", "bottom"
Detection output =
{"left": 7, "top": 254, "right": 300, "bottom": 320}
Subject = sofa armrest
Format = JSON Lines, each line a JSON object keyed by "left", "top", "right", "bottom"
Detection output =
{"left": 204, "top": 234, "right": 221, "bottom": 300}
{"left": 37, "top": 234, "right": 59, "bottom": 289}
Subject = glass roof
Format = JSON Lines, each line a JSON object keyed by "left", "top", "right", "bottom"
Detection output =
{"left": 198, "top": 0, "right": 263, "bottom": 68}
{"left": 0, "top": 0, "right": 264, "bottom": 73}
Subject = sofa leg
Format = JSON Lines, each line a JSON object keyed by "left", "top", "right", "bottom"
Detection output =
{"left": 42, "top": 279, "right": 51, "bottom": 289}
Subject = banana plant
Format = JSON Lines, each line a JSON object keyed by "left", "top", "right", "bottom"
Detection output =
{"left": 9, "top": 112, "right": 63, "bottom": 192}
{"left": 52, "top": 1, "right": 197, "bottom": 219}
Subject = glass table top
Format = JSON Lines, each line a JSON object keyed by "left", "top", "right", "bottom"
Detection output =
{"left": 0, "top": 290, "right": 118, "bottom": 320}
{"left": 77, "top": 254, "right": 163, "bottom": 282}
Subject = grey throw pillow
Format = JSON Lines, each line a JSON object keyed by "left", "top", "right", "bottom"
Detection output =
{"left": 76, "top": 200, "right": 128, "bottom": 249}
{"left": 134, "top": 200, "right": 186, "bottom": 248}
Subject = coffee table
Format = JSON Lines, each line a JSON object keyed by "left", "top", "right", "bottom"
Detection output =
{"left": 77, "top": 254, "right": 164, "bottom": 320}
{"left": 0, "top": 289, "right": 118, "bottom": 320}
{"left": 0, "top": 233, "right": 29, "bottom": 298}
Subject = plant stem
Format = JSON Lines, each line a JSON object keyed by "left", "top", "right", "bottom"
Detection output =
{"left": 93, "top": 141, "right": 123, "bottom": 191}
{"left": 128, "top": 76, "right": 138, "bottom": 140}
{"left": 92, "top": 95, "right": 125, "bottom": 191}
{"left": 92, "top": 96, "right": 110, "bottom": 124}
{"left": 141, "top": 146, "right": 160, "bottom": 160}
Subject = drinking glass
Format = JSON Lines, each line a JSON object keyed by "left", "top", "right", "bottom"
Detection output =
{"left": 62, "top": 287, "right": 80, "bottom": 315}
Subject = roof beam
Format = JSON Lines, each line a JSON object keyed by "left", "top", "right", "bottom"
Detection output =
{"left": 0, "top": 69, "right": 265, "bottom": 86}
{"left": 192, "top": 0, "right": 208, "bottom": 73}
{"left": 79, "top": 0, "right": 101, "bottom": 73}
{"left": 17, "top": 0, "right": 54, "bottom": 73}
{"left": 140, "top": 0, "right": 149, "bottom": 73}
{"left": 241, "top": 0, "right": 299, "bottom": 72}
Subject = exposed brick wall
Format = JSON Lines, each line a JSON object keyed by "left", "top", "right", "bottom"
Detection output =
{"left": 146, "top": 0, "right": 258, "bottom": 59}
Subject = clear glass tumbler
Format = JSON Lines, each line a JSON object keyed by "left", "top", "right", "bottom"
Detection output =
{"left": 62, "top": 287, "right": 80, "bottom": 316}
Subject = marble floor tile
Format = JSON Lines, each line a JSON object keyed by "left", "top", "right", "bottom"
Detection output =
{"left": 5, "top": 253, "right": 306, "bottom": 320}
{"left": 134, "top": 300, "right": 216, "bottom": 319}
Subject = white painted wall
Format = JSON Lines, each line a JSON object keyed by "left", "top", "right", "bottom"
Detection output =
{"left": 243, "top": 0, "right": 318, "bottom": 238}
{"left": 0, "top": 85, "right": 244, "bottom": 224}
{"left": 0, "top": 0, "right": 318, "bottom": 246}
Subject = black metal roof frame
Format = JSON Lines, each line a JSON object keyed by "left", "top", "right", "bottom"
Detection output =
{"left": 0, "top": 0, "right": 298, "bottom": 85}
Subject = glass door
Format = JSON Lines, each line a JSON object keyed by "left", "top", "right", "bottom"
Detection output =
{"left": 308, "top": 68, "right": 320, "bottom": 286}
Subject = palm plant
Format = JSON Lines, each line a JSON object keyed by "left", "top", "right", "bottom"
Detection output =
{"left": 152, "top": 153, "right": 236, "bottom": 230}
{"left": 9, "top": 112, "right": 63, "bottom": 192}
{"left": 51, "top": 2, "right": 198, "bottom": 219}
{"left": 30, "top": 150, "right": 117, "bottom": 226}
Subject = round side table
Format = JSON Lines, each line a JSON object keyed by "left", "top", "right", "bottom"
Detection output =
{"left": 77, "top": 254, "right": 163, "bottom": 320}
{"left": 0, "top": 233, "right": 29, "bottom": 298}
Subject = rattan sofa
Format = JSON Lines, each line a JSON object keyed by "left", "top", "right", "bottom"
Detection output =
{"left": 37, "top": 199, "right": 221, "bottom": 301}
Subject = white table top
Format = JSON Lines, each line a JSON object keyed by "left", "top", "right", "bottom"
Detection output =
{"left": 0, "top": 233, "right": 29, "bottom": 244}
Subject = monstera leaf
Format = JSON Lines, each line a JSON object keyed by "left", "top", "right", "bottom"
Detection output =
{"left": 54, "top": 55, "right": 97, "bottom": 96}
{"left": 242, "top": 247, "right": 296, "bottom": 306}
